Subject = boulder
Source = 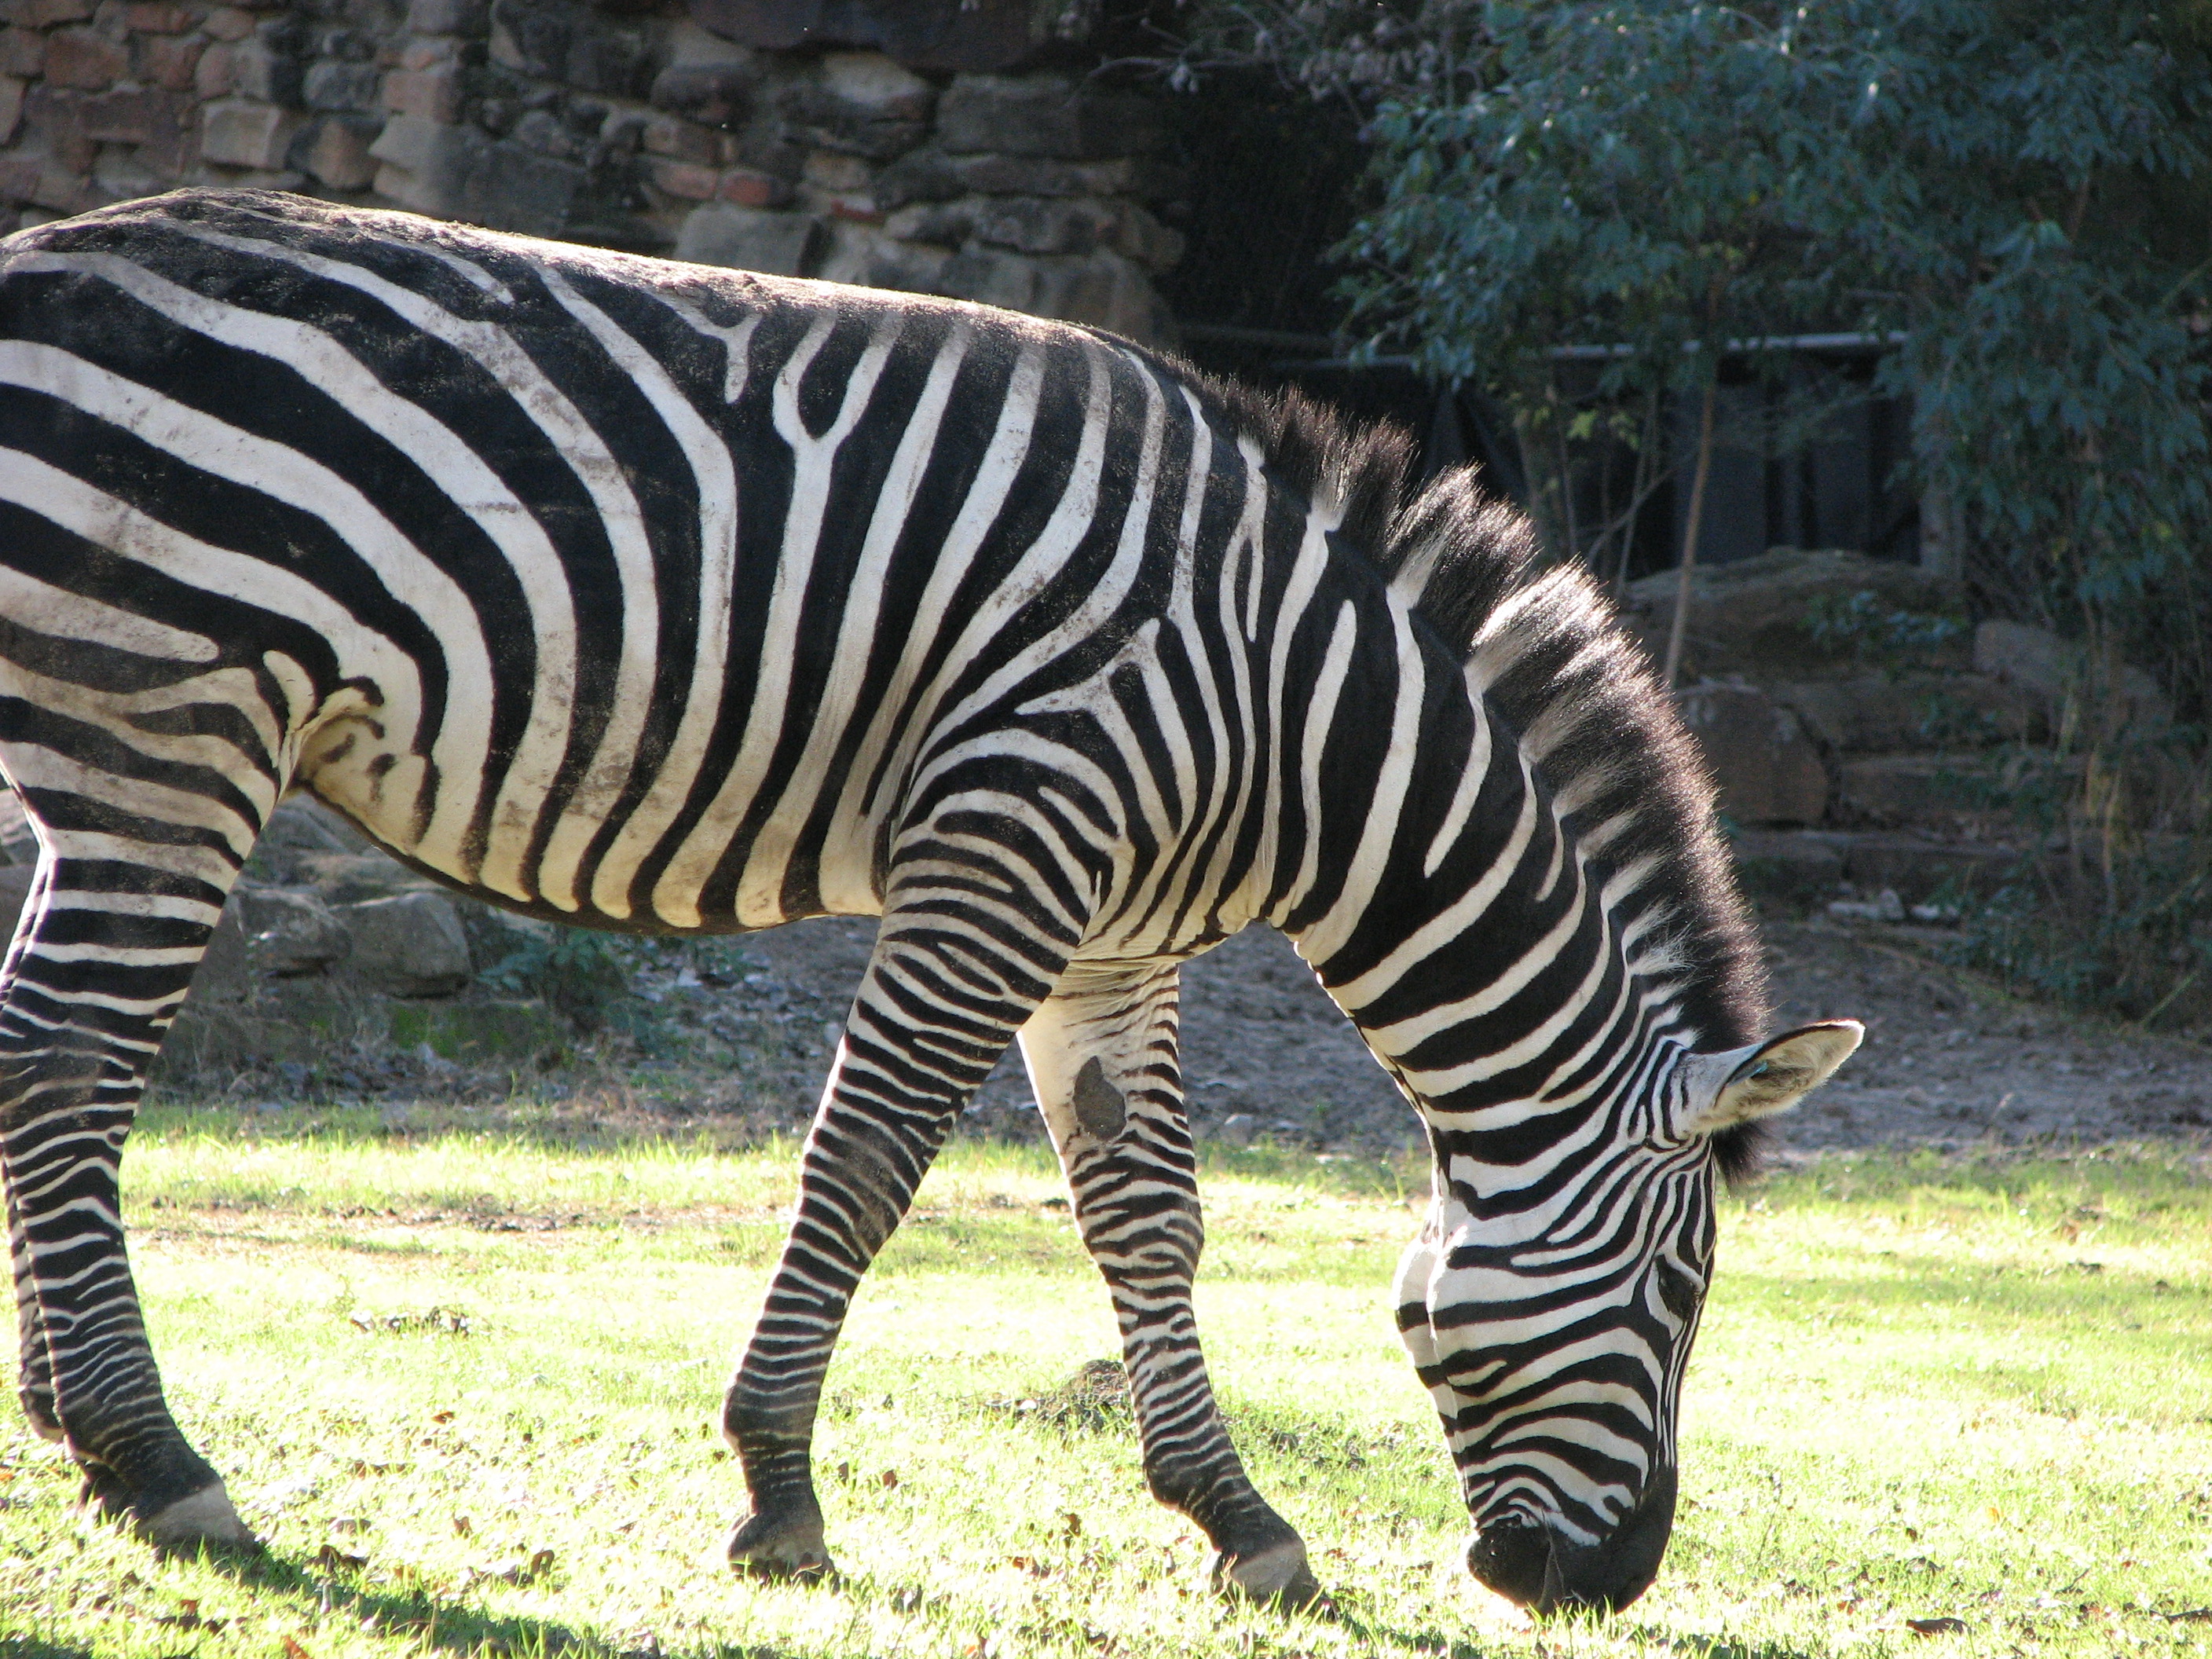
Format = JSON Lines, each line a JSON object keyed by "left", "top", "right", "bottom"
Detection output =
{"left": 1772, "top": 671, "right": 2045, "bottom": 753}
{"left": 292, "top": 851, "right": 434, "bottom": 904}
{"left": 339, "top": 891, "right": 471, "bottom": 997}
{"left": 1837, "top": 750, "right": 2078, "bottom": 826}
{"left": 1975, "top": 619, "right": 2171, "bottom": 731}
{"left": 233, "top": 887, "right": 350, "bottom": 976}
{"left": 190, "top": 904, "right": 254, "bottom": 1005}
{"left": 1832, "top": 832, "right": 2023, "bottom": 903}
{"left": 1675, "top": 681, "right": 1829, "bottom": 826}
{"left": 264, "top": 795, "right": 372, "bottom": 855}
{"left": 1622, "top": 549, "right": 1968, "bottom": 683}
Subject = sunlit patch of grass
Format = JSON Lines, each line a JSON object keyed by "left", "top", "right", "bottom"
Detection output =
{"left": 3, "top": 1126, "right": 2211, "bottom": 1657}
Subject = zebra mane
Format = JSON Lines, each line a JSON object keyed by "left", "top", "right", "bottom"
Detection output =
{"left": 1188, "top": 369, "right": 1772, "bottom": 1182}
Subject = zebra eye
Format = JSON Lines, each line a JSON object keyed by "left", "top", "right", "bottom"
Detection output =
{"left": 1654, "top": 1258, "right": 1701, "bottom": 1325}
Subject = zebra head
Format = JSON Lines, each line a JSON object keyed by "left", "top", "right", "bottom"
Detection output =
{"left": 1397, "top": 1018, "right": 1862, "bottom": 1614}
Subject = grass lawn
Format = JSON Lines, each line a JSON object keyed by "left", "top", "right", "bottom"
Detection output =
{"left": 3, "top": 1107, "right": 2211, "bottom": 1658}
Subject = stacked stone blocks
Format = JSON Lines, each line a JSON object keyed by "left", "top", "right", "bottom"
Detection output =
{"left": 0, "top": 0, "right": 1187, "bottom": 346}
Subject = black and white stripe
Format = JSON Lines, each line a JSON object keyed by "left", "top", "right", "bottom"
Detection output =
{"left": 0, "top": 189, "right": 1857, "bottom": 1610}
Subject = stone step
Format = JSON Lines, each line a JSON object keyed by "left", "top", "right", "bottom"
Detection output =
{"left": 1837, "top": 751, "right": 2079, "bottom": 827}
{"left": 1730, "top": 828, "right": 2027, "bottom": 906}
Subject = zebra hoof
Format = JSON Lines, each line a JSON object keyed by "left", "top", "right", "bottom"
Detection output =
{"left": 727, "top": 1510, "right": 835, "bottom": 1584}
{"left": 1210, "top": 1537, "right": 1322, "bottom": 1610}
{"left": 139, "top": 1483, "right": 261, "bottom": 1555}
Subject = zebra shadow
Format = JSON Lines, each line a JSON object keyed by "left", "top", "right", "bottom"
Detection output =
{"left": 0, "top": 1639, "right": 93, "bottom": 1659}
{"left": 1314, "top": 1603, "right": 1822, "bottom": 1659}
{"left": 196, "top": 1543, "right": 804, "bottom": 1659}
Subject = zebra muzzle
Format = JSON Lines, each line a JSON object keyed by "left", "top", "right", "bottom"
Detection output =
{"left": 1466, "top": 1464, "right": 1679, "bottom": 1615}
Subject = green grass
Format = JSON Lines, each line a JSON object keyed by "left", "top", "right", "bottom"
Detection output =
{"left": 4, "top": 1115, "right": 2212, "bottom": 1659}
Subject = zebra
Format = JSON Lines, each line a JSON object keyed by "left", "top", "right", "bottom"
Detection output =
{"left": 0, "top": 189, "right": 1859, "bottom": 1613}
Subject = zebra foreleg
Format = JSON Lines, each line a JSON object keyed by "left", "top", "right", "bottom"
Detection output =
{"left": 1020, "top": 961, "right": 1320, "bottom": 1610}
{"left": 0, "top": 840, "right": 255, "bottom": 1552}
{"left": 723, "top": 898, "right": 1071, "bottom": 1581}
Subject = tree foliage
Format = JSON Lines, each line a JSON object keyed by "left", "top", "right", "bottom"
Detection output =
{"left": 1167, "top": 0, "right": 2212, "bottom": 720}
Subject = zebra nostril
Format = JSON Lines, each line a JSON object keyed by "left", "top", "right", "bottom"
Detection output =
{"left": 1465, "top": 1521, "right": 1553, "bottom": 1606}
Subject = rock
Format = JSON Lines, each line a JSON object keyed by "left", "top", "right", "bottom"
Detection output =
{"left": 370, "top": 110, "right": 487, "bottom": 214}
{"left": 0, "top": 786, "right": 35, "bottom": 863}
{"left": 1622, "top": 549, "right": 1968, "bottom": 683}
{"left": 302, "top": 58, "right": 379, "bottom": 113}
{"left": 0, "top": 862, "right": 30, "bottom": 935}
{"left": 1831, "top": 832, "right": 2023, "bottom": 903}
{"left": 1675, "top": 681, "right": 1829, "bottom": 826}
{"left": 292, "top": 851, "right": 434, "bottom": 904}
{"left": 1837, "top": 751, "right": 2089, "bottom": 827}
{"left": 1838, "top": 754, "right": 2001, "bottom": 824}
{"left": 452, "top": 896, "right": 551, "bottom": 974}
{"left": 191, "top": 903, "right": 253, "bottom": 1004}
{"left": 675, "top": 203, "right": 823, "bottom": 274}
{"left": 565, "top": 19, "right": 650, "bottom": 98}
{"left": 1975, "top": 619, "right": 2170, "bottom": 731}
{"left": 686, "top": 0, "right": 1071, "bottom": 75}
{"left": 649, "top": 60, "right": 753, "bottom": 126}
{"left": 945, "top": 152, "right": 1184, "bottom": 201}
{"left": 202, "top": 99, "right": 306, "bottom": 169}
{"left": 339, "top": 891, "right": 471, "bottom": 998}
{"left": 775, "top": 53, "right": 932, "bottom": 159}
{"left": 1828, "top": 888, "right": 1905, "bottom": 924}
{"left": 233, "top": 887, "right": 350, "bottom": 976}
{"left": 1216, "top": 1112, "right": 1258, "bottom": 1148}
{"left": 407, "top": 0, "right": 484, "bottom": 33}
{"left": 872, "top": 147, "right": 961, "bottom": 208}
{"left": 779, "top": 80, "right": 928, "bottom": 161}
{"left": 464, "top": 140, "right": 580, "bottom": 236}
{"left": 381, "top": 63, "right": 461, "bottom": 123}
{"left": 291, "top": 112, "right": 383, "bottom": 190}
{"left": 488, "top": 0, "right": 566, "bottom": 79}
{"left": 229, "top": 38, "right": 302, "bottom": 106}
{"left": 1729, "top": 829, "right": 1848, "bottom": 906}
{"left": 44, "top": 27, "right": 125, "bottom": 91}
{"left": 937, "top": 74, "right": 1162, "bottom": 160}
{"left": 1773, "top": 672, "right": 2045, "bottom": 753}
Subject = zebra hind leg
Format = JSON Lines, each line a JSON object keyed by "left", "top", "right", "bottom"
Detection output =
{"left": 1, "top": 814, "right": 259, "bottom": 1553}
{"left": 722, "top": 886, "right": 1075, "bottom": 1581}
{"left": 1020, "top": 961, "right": 1321, "bottom": 1610}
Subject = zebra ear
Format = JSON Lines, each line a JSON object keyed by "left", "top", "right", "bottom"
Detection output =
{"left": 1676, "top": 1020, "right": 1863, "bottom": 1137}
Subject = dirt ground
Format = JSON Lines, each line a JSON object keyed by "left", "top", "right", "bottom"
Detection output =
{"left": 727, "top": 909, "right": 2212, "bottom": 1159}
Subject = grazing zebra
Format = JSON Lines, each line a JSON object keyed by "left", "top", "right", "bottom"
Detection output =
{"left": 0, "top": 189, "right": 1859, "bottom": 1613}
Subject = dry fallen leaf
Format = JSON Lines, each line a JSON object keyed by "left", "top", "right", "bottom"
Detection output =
{"left": 452, "top": 1515, "right": 473, "bottom": 1537}
{"left": 1906, "top": 1616, "right": 1969, "bottom": 1637}
{"left": 311, "top": 1544, "right": 367, "bottom": 1573}
{"left": 1060, "top": 1512, "right": 1082, "bottom": 1539}
{"left": 879, "top": 1469, "right": 899, "bottom": 1490}
{"left": 283, "top": 1638, "right": 314, "bottom": 1659}
{"left": 430, "top": 1410, "right": 456, "bottom": 1424}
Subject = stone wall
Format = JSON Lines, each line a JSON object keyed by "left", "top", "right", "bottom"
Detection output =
{"left": 0, "top": 0, "right": 1187, "bottom": 342}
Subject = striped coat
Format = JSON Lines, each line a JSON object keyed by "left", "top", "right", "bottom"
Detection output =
{"left": 0, "top": 190, "right": 1856, "bottom": 1611}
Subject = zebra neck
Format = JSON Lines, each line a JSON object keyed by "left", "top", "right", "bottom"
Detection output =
{"left": 1287, "top": 649, "right": 1681, "bottom": 1159}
